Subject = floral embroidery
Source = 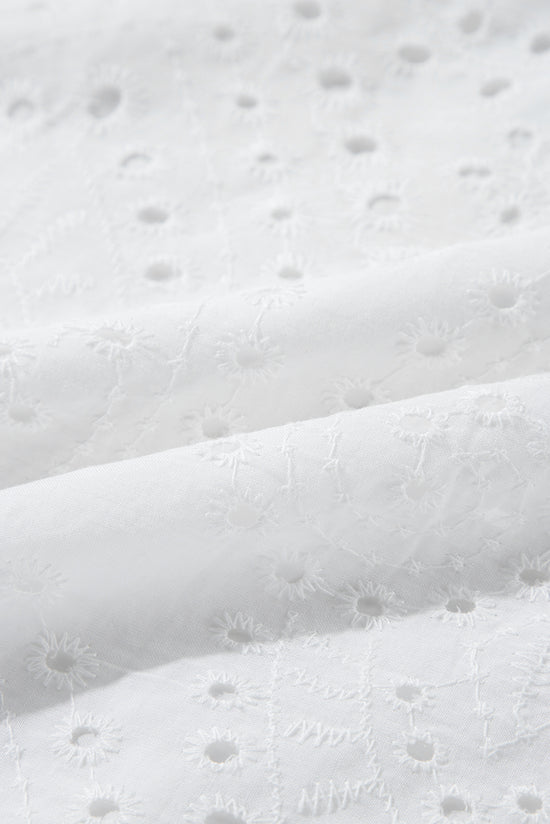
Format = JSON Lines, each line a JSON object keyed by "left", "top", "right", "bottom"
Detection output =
{"left": 53, "top": 713, "right": 122, "bottom": 766}
{"left": 392, "top": 407, "right": 446, "bottom": 446}
{"left": 84, "top": 64, "right": 142, "bottom": 130}
{"left": 84, "top": 321, "right": 156, "bottom": 363}
{"left": 392, "top": 465, "right": 443, "bottom": 511}
{"left": 389, "top": 677, "right": 435, "bottom": 714}
{"left": 433, "top": 587, "right": 495, "bottom": 627}
{"left": 339, "top": 581, "right": 405, "bottom": 629}
{"left": 2, "top": 394, "right": 50, "bottom": 429}
{"left": 315, "top": 55, "right": 358, "bottom": 109}
{"left": 72, "top": 785, "right": 143, "bottom": 823}
{"left": 261, "top": 252, "right": 310, "bottom": 284}
{"left": 422, "top": 785, "right": 476, "bottom": 824}
{"left": 0, "top": 79, "right": 42, "bottom": 129}
{"left": 399, "top": 319, "right": 464, "bottom": 364}
{"left": 324, "top": 377, "right": 388, "bottom": 413}
{"left": 182, "top": 403, "right": 245, "bottom": 443}
{"left": 186, "top": 794, "right": 274, "bottom": 824}
{"left": 216, "top": 331, "right": 283, "bottom": 382}
{"left": 191, "top": 671, "right": 267, "bottom": 709}
{"left": 26, "top": 631, "right": 98, "bottom": 689}
{"left": 395, "top": 729, "right": 447, "bottom": 774}
{"left": 207, "top": 488, "right": 274, "bottom": 532}
{"left": 117, "top": 144, "right": 161, "bottom": 177}
{"left": 210, "top": 612, "right": 270, "bottom": 654}
{"left": 0, "top": 557, "right": 64, "bottom": 603}
{"left": 502, "top": 785, "right": 550, "bottom": 823}
{"left": 142, "top": 255, "right": 182, "bottom": 285}
{"left": 513, "top": 554, "right": 550, "bottom": 601}
{"left": 183, "top": 727, "right": 260, "bottom": 772}
{"left": 459, "top": 388, "right": 526, "bottom": 426}
{"left": 469, "top": 269, "right": 538, "bottom": 326}
{"left": 353, "top": 179, "right": 408, "bottom": 233}
{"left": 259, "top": 548, "right": 325, "bottom": 601}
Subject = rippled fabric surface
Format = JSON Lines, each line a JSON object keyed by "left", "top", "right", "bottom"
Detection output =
{"left": 1, "top": 1, "right": 550, "bottom": 822}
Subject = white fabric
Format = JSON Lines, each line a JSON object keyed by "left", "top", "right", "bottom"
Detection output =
{"left": 1, "top": 1, "right": 550, "bottom": 822}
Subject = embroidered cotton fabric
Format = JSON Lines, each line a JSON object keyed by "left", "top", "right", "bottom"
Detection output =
{"left": 1, "top": 1, "right": 550, "bottom": 822}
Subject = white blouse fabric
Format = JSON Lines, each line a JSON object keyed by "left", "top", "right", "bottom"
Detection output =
{"left": 1, "top": 1, "right": 550, "bottom": 822}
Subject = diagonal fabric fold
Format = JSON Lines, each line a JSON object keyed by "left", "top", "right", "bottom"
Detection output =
{"left": 3, "top": 0, "right": 550, "bottom": 819}
{"left": 2, "top": 372, "right": 549, "bottom": 717}
{"left": 2, "top": 229, "right": 550, "bottom": 489}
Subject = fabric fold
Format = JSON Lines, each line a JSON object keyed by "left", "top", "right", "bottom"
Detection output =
{"left": 2, "top": 372, "right": 549, "bottom": 714}
{"left": 2, "top": 229, "right": 550, "bottom": 489}
{"left": 3, "top": 0, "right": 550, "bottom": 820}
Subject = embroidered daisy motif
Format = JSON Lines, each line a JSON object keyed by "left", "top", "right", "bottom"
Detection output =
{"left": 398, "top": 319, "right": 464, "bottom": 365}
{"left": 507, "top": 125, "right": 535, "bottom": 149}
{"left": 503, "top": 785, "right": 550, "bottom": 823}
{"left": 142, "top": 255, "right": 182, "bottom": 285}
{"left": 489, "top": 194, "right": 529, "bottom": 236}
{"left": 392, "top": 407, "right": 445, "bottom": 446}
{"left": 389, "top": 677, "right": 435, "bottom": 715}
{"left": 3, "top": 394, "right": 50, "bottom": 430}
{"left": 324, "top": 377, "right": 388, "bottom": 414}
{"left": 433, "top": 587, "right": 494, "bottom": 628}
{"left": 183, "top": 727, "right": 259, "bottom": 772}
{"left": 457, "top": 8, "right": 485, "bottom": 37}
{"left": 85, "top": 64, "right": 143, "bottom": 131}
{"left": 73, "top": 785, "right": 143, "bottom": 823}
{"left": 261, "top": 252, "right": 310, "bottom": 285}
{"left": 84, "top": 321, "right": 156, "bottom": 364}
{"left": 207, "top": 488, "right": 274, "bottom": 532}
{"left": 288, "top": 0, "right": 325, "bottom": 32}
{"left": 315, "top": 54, "right": 359, "bottom": 110}
{"left": 335, "top": 124, "right": 381, "bottom": 173}
{"left": 422, "top": 785, "right": 476, "bottom": 824}
{"left": 530, "top": 31, "right": 550, "bottom": 53}
{"left": 0, "top": 557, "right": 64, "bottom": 604}
{"left": 230, "top": 87, "right": 265, "bottom": 118}
{"left": 210, "top": 612, "right": 270, "bottom": 654}
{"left": 131, "top": 197, "right": 177, "bottom": 232}
{"left": 0, "top": 79, "right": 42, "bottom": 130}
{"left": 246, "top": 141, "right": 288, "bottom": 183}
{"left": 208, "top": 19, "right": 246, "bottom": 62}
{"left": 339, "top": 581, "right": 405, "bottom": 630}
{"left": 0, "top": 337, "right": 35, "bottom": 380}
{"left": 264, "top": 197, "right": 306, "bottom": 237}
{"left": 191, "top": 671, "right": 267, "bottom": 709}
{"left": 354, "top": 179, "right": 409, "bottom": 234}
{"left": 392, "top": 465, "right": 443, "bottom": 512}
{"left": 182, "top": 403, "right": 244, "bottom": 443}
{"left": 460, "top": 388, "right": 525, "bottom": 427}
{"left": 390, "top": 41, "right": 432, "bottom": 77}
{"left": 468, "top": 269, "right": 538, "bottom": 326}
{"left": 513, "top": 554, "right": 550, "bottom": 601}
{"left": 117, "top": 144, "right": 161, "bottom": 178}
{"left": 259, "top": 548, "right": 325, "bottom": 601}
{"left": 343, "top": 131, "right": 378, "bottom": 155}
{"left": 216, "top": 330, "right": 283, "bottom": 382}
{"left": 395, "top": 729, "right": 447, "bottom": 774}
{"left": 229, "top": 86, "right": 268, "bottom": 124}
{"left": 26, "top": 631, "right": 98, "bottom": 690}
{"left": 454, "top": 157, "right": 492, "bottom": 192}
{"left": 479, "top": 72, "right": 512, "bottom": 100}
{"left": 186, "top": 794, "right": 273, "bottom": 824}
{"left": 53, "top": 713, "right": 122, "bottom": 766}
